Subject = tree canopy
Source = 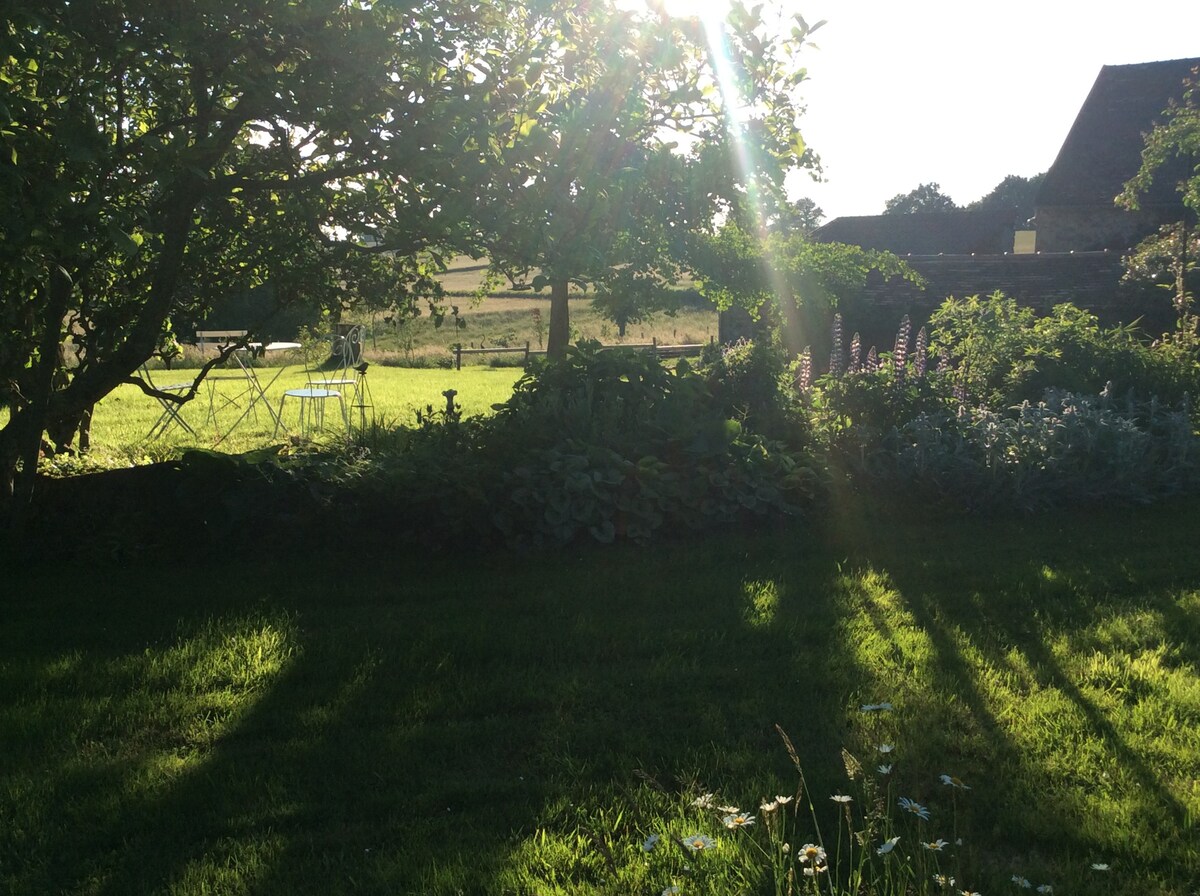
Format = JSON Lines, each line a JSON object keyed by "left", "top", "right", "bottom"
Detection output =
{"left": 1118, "top": 68, "right": 1200, "bottom": 318}
{"left": 0, "top": 0, "right": 536, "bottom": 504}
{"left": 882, "top": 181, "right": 958, "bottom": 215}
{"left": 461, "top": 1, "right": 823, "bottom": 355}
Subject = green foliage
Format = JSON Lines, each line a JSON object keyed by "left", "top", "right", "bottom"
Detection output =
{"left": 466, "top": 0, "right": 823, "bottom": 355}
{"left": 687, "top": 224, "right": 919, "bottom": 360}
{"left": 867, "top": 392, "right": 1200, "bottom": 511}
{"left": 927, "top": 292, "right": 1200, "bottom": 407}
{"left": 0, "top": 0, "right": 515, "bottom": 500}
{"left": 353, "top": 342, "right": 816, "bottom": 549}
{"left": 882, "top": 182, "right": 958, "bottom": 214}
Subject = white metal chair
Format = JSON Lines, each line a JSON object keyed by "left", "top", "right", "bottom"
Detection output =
{"left": 306, "top": 325, "right": 362, "bottom": 405}
{"left": 140, "top": 363, "right": 196, "bottom": 439}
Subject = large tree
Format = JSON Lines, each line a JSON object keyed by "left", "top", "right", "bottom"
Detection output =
{"left": 967, "top": 172, "right": 1045, "bottom": 223}
{"left": 1118, "top": 68, "right": 1200, "bottom": 317}
{"left": 0, "top": 0, "right": 509, "bottom": 506}
{"left": 883, "top": 181, "right": 958, "bottom": 215}
{"left": 461, "top": 0, "right": 823, "bottom": 356}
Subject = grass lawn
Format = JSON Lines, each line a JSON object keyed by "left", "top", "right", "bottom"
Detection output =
{"left": 59, "top": 364, "right": 525, "bottom": 466}
{"left": 2, "top": 501, "right": 1198, "bottom": 894}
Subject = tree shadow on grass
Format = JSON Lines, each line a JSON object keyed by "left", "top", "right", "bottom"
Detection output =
{"left": 843, "top": 500, "right": 1200, "bottom": 888}
{"left": 2, "top": 532, "right": 869, "bottom": 895}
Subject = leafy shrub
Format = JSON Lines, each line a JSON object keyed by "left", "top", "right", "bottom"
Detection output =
{"left": 927, "top": 292, "right": 1200, "bottom": 407}
{"left": 698, "top": 337, "right": 808, "bottom": 442}
{"left": 348, "top": 341, "right": 820, "bottom": 549}
{"left": 861, "top": 391, "right": 1200, "bottom": 510}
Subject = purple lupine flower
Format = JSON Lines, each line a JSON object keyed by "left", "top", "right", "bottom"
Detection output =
{"left": 849, "top": 332, "right": 862, "bottom": 374}
{"left": 937, "top": 346, "right": 951, "bottom": 374}
{"left": 892, "top": 315, "right": 911, "bottom": 387}
{"left": 914, "top": 326, "right": 928, "bottom": 379}
{"left": 829, "top": 313, "right": 845, "bottom": 378}
{"left": 865, "top": 346, "right": 879, "bottom": 373}
{"left": 797, "top": 347, "right": 813, "bottom": 391}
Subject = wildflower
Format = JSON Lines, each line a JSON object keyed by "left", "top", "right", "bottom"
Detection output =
{"left": 940, "top": 774, "right": 971, "bottom": 790}
{"left": 799, "top": 843, "right": 827, "bottom": 866}
{"left": 662, "top": 887, "right": 681, "bottom": 896}
{"left": 878, "top": 744, "right": 895, "bottom": 754}
{"left": 683, "top": 834, "right": 715, "bottom": 852}
{"left": 861, "top": 702, "right": 894, "bottom": 712}
{"left": 802, "top": 865, "right": 827, "bottom": 877}
{"left": 878, "top": 764, "right": 894, "bottom": 775}
{"left": 898, "top": 797, "right": 931, "bottom": 820}
{"left": 1012, "top": 875, "right": 1032, "bottom": 888}
{"left": 876, "top": 836, "right": 900, "bottom": 856}
{"left": 922, "top": 839, "right": 948, "bottom": 851}
{"left": 760, "top": 799, "right": 779, "bottom": 813}
{"left": 722, "top": 812, "right": 755, "bottom": 830}
{"left": 774, "top": 795, "right": 793, "bottom": 805}
{"left": 830, "top": 794, "right": 853, "bottom": 804}
{"left": 1036, "top": 886, "right": 1054, "bottom": 894}
{"left": 642, "top": 834, "right": 660, "bottom": 852}
{"left": 717, "top": 805, "right": 741, "bottom": 815}
{"left": 1090, "top": 863, "right": 1110, "bottom": 872}
{"left": 960, "top": 891, "right": 983, "bottom": 896}
{"left": 692, "top": 793, "right": 715, "bottom": 809}
{"left": 932, "top": 874, "right": 956, "bottom": 888}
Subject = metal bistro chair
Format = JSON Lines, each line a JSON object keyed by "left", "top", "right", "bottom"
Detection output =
{"left": 140, "top": 362, "right": 196, "bottom": 439}
{"left": 307, "top": 324, "right": 363, "bottom": 405}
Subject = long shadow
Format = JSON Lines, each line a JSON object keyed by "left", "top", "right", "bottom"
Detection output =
{"left": 5, "top": 501, "right": 1197, "bottom": 894}
{"left": 853, "top": 501, "right": 1200, "bottom": 885}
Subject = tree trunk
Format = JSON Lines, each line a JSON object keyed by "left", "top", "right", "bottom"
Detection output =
{"left": 547, "top": 278, "right": 571, "bottom": 358}
{"left": 12, "top": 266, "right": 73, "bottom": 508}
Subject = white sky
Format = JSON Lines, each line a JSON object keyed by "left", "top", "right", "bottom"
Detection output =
{"left": 785, "top": 1, "right": 1200, "bottom": 222}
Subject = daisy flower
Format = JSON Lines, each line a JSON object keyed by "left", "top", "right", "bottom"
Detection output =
{"left": 642, "top": 834, "right": 660, "bottom": 852}
{"left": 1012, "top": 875, "right": 1032, "bottom": 888}
{"left": 1090, "top": 863, "right": 1111, "bottom": 872}
{"left": 683, "top": 834, "right": 715, "bottom": 852}
{"left": 939, "top": 774, "right": 971, "bottom": 790}
{"left": 830, "top": 794, "right": 853, "bottom": 804}
{"left": 722, "top": 812, "right": 755, "bottom": 830}
{"left": 760, "top": 799, "right": 779, "bottom": 813}
{"left": 922, "top": 838, "right": 948, "bottom": 851}
{"left": 691, "top": 793, "right": 715, "bottom": 809}
{"left": 1037, "top": 886, "right": 1054, "bottom": 894}
{"left": 878, "top": 744, "right": 895, "bottom": 754}
{"left": 861, "top": 702, "right": 894, "bottom": 712}
{"left": 898, "top": 797, "right": 931, "bottom": 820}
{"left": 876, "top": 836, "right": 900, "bottom": 856}
{"left": 799, "top": 843, "right": 827, "bottom": 866}
{"left": 878, "top": 764, "right": 894, "bottom": 775}
{"left": 774, "top": 795, "right": 793, "bottom": 805}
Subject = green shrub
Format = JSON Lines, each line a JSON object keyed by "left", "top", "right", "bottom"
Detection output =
{"left": 927, "top": 292, "right": 1200, "bottom": 407}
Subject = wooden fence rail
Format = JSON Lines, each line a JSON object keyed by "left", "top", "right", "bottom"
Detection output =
{"left": 451, "top": 337, "right": 712, "bottom": 370}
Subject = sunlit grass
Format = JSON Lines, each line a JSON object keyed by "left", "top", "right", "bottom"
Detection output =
{"left": 55, "top": 364, "right": 524, "bottom": 466}
{"left": 2, "top": 503, "right": 1198, "bottom": 894}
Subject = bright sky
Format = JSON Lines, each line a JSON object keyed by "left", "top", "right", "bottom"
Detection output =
{"left": 786, "top": 1, "right": 1200, "bottom": 222}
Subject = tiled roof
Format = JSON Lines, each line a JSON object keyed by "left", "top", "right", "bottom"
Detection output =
{"left": 811, "top": 208, "right": 1024, "bottom": 255}
{"left": 1037, "top": 57, "right": 1200, "bottom": 209}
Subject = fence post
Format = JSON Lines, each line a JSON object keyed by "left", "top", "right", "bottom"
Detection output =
{"left": 652, "top": 336, "right": 658, "bottom": 360}
{"left": 524, "top": 341, "right": 530, "bottom": 368}
{"left": 455, "top": 343, "right": 462, "bottom": 370}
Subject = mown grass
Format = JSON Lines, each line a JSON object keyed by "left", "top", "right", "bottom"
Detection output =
{"left": 2, "top": 501, "right": 1198, "bottom": 894}
{"left": 49, "top": 364, "right": 524, "bottom": 467}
